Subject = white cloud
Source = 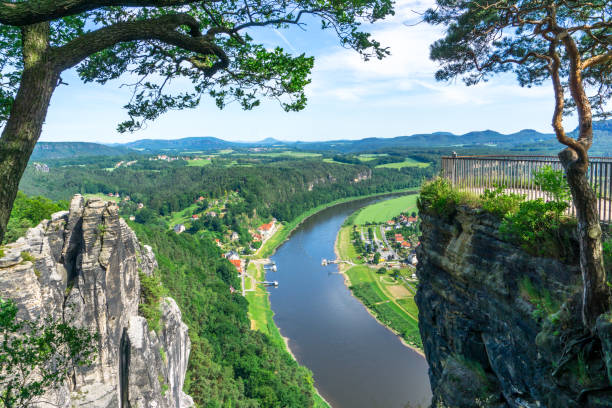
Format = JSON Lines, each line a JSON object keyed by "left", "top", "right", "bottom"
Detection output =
{"left": 308, "top": 0, "right": 555, "bottom": 111}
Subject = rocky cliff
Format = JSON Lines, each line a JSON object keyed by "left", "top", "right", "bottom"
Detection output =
{"left": 416, "top": 204, "right": 612, "bottom": 407}
{"left": 0, "top": 195, "right": 193, "bottom": 408}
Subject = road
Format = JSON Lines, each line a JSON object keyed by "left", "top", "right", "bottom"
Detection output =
{"left": 379, "top": 224, "right": 399, "bottom": 260}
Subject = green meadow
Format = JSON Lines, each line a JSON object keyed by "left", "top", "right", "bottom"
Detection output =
{"left": 353, "top": 194, "right": 418, "bottom": 225}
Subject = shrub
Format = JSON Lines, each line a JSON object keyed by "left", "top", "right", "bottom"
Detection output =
{"left": 418, "top": 178, "right": 463, "bottom": 217}
{"left": 480, "top": 187, "right": 524, "bottom": 217}
{"left": 500, "top": 165, "right": 573, "bottom": 259}
{"left": 500, "top": 199, "right": 574, "bottom": 259}
{"left": 139, "top": 271, "right": 165, "bottom": 332}
{"left": 533, "top": 165, "right": 571, "bottom": 203}
{"left": 20, "top": 251, "right": 35, "bottom": 262}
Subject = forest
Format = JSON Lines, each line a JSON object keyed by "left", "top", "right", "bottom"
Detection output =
{"left": 20, "top": 157, "right": 436, "bottom": 222}
{"left": 129, "top": 222, "right": 322, "bottom": 408}
{"left": 4, "top": 154, "right": 437, "bottom": 407}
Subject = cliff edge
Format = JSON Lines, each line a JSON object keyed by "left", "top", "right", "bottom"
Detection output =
{"left": 416, "top": 204, "right": 612, "bottom": 407}
{"left": 0, "top": 195, "right": 193, "bottom": 407}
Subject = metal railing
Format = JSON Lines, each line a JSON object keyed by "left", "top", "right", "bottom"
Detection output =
{"left": 441, "top": 154, "right": 612, "bottom": 222}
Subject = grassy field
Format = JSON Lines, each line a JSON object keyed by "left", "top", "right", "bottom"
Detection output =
{"left": 353, "top": 194, "right": 418, "bottom": 225}
{"left": 358, "top": 153, "right": 388, "bottom": 162}
{"left": 166, "top": 203, "right": 198, "bottom": 228}
{"left": 322, "top": 158, "right": 351, "bottom": 165}
{"left": 375, "top": 158, "right": 430, "bottom": 169}
{"left": 186, "top": 158, "right": 211, "bottom": 167}
{"left": 345, "top": 264, "right": 421, "bottom": 350}
{"left": 337, "top": 227, "right": 364, "bottom": 264}
{"left": 84, "top": 193, "right": 120, "bottom": 203}
{"left": 246, "top": 263, "right": 279, "bottom": 338}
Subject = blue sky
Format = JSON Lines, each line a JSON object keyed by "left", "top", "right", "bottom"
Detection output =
{"left": 40, "top": 0, "right": 577, "bottom": 143}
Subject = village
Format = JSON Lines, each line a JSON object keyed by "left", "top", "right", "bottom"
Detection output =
{"left": 333, "top": 195, "right": 423, "bottom": 350}
{"left": 351, "top": 212, "right": 420, "bottom": 273}
{"left": 166, "top": 190, "right": 281, "bottom": 297}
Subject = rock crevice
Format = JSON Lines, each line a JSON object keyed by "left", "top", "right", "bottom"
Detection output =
{"left": 0, "top": 195, "right": 193, "bottom": 408}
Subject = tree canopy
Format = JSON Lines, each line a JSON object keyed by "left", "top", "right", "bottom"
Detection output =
{"left": 0, "top": 0, "right": 393, "bottom": 131}
{"left": 425, "top": 0, "right": 611, "bottom": 329}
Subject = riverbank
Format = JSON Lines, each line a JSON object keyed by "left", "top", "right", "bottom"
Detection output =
{"left": 244, "top": 260, "right": 330, "bottom": 407}
{"left": 245, "top": 188, "right": 418, "bottom": 408}
{"left": 253, "top": 188, "right": 419, "bottom": 259}
{"left": 334, "top": 213, "right": 424, "bottom": 355}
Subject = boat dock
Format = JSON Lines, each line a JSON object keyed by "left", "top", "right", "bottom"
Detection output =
{"left": 259, "top": 280, "right": 279, "bottom": 287}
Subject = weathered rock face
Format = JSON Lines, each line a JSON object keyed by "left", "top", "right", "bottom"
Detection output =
{"left": 416, "top": 205, "right": 612, "bottom": 407}
{"left": 0, "top": 195, "right": 193, "bottom": 408}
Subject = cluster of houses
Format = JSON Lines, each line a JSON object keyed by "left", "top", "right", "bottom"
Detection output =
{"left": 386, "top": 214, "right": 418, "bottom": 229}
{"left": 394, "top": 233, "right": 412, "bottom": 249}
{"left": 222, "top": 250, "right": 243, "bottom": 274}
{"left": 33, "top": 162, "right": 50, "bottom": 173}
{"left": 105, "top": 191, "right": 142, "bottom": 207}
{"left": 255, "top": 220, "right": 276, "bottom": 240}
{"left": 113, "top": 160, "right": 137, "bottom": 169}
{"left": 149, "top": 154, "right": 185, "bottom": 162}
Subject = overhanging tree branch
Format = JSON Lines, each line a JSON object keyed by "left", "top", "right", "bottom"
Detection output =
{"left": 0, "top": 0, "right": 220, "bottom": 26}
{"left": 51, "top": 13, "right": 229, "bottom": 75}
{"left": 583, "top": 51, "right": 612, "bottom": 69}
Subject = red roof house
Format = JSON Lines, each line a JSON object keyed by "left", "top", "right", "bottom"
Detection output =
{"left": 230, "top": 259, "right": 243, "bottom": 273}
{"left": 258, "top": 222, "right": 274, "bottom": 232}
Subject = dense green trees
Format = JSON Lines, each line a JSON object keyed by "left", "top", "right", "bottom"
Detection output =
{"left": 3, "top": 192, "right": 68, "bottom": 244}
{"left": 21, "top": 160, "right": 434, "bottom": 223}
{"left": 130, "top": 222, "right": 321, "bottom": 407}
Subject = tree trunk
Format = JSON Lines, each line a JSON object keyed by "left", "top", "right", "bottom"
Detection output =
{"left": 560, "top": 148, "right": 610, "bottom": 330}
{"left": 0, "top": 22, "right": 57, "bottom": 243}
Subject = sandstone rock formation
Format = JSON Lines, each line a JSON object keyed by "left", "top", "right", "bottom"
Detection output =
{"left": 417, "top": 205, "right": 612, "bottom": 407}
{"left": 0, "top": 195, "right": 193, "bottom": 408}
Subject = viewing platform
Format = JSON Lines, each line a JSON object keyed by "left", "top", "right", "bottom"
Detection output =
{"left": 442, "top": 154, "right": 612, "bottom": 223}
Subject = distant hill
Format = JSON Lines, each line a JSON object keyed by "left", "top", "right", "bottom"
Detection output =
{"left": 31, "top": 119, "right": 612, "bottom": 157}
{"left": 124, "top": 136, "right": 235, "bottom": 151}
{"left": 31, "top": 142, "right": 131, "bottom": 160}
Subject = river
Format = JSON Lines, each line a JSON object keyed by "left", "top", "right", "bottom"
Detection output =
{"left": 267, "top": 196, "right": 432, "bottom": 408}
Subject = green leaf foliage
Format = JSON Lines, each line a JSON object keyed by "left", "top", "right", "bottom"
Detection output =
{"left": 138, "top": 271, "right": 165, "bottom": 333}
{"left": 500, "top": 198, "right": 575, "bottom": 260}
{"left": 1, "top": 0, "right": 395, "bottom": 131}
{"left": 3, "top": 192, "right": 68, "bottom": 244}
{"left": 480, "top": 186, "right": 524, "bottom": 217}
{"left": 0, "top": 298, "right": 97, "bottom": 408}
{"left": 425, "top": 0, "right": 611, "bottom": 118}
